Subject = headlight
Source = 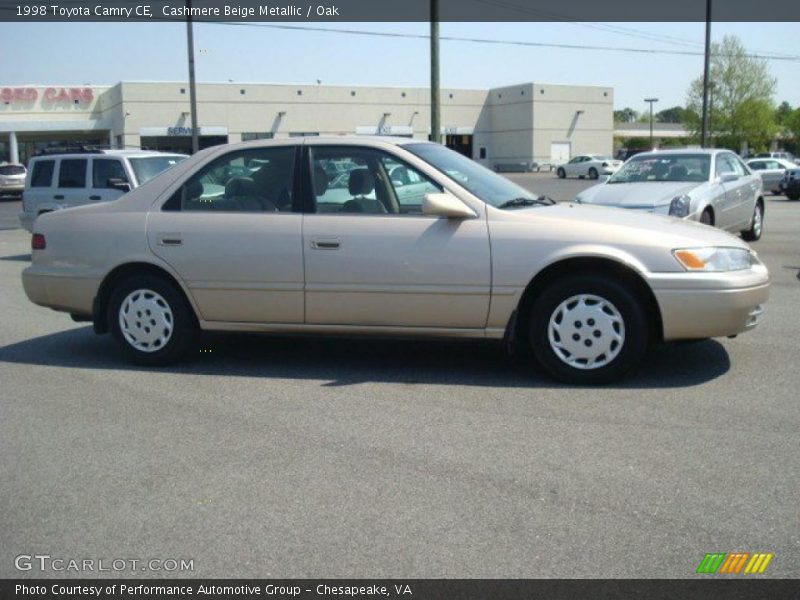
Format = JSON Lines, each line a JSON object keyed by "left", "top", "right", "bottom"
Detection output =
{"left": 669, "top": 195, "right": 691, "bottom": 217}
{"left": 672, "top": 247, "right": 755, "bottom": 272}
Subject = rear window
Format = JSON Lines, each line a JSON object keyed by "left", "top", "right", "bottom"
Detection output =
{"left": 0, "top": 165, "right": 25, "bottom": 176}
{"left": 58, "top": 159, "right": 87, "bottom": 188}
{"left": 30, "top": 161, "right": 55, "bottom": 187}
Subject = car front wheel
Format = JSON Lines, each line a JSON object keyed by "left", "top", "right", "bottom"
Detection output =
{"left": 741, "top": 200, "right": 763, "bottom": 241}
{"left": 588, "top": 167, "right": 598, "bottom": 179}
{"left": 529, "top": 275, "right": 649, "bottom": 384}
{"left": 108, "top": 274, "right": 197, "bottom": 366}
{"left": 557, "top": 168, "right": 566, "bottom": 179}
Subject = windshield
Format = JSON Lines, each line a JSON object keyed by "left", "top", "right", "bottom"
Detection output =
{"left": 129, "top": 155, "right": 187, "bottom": 185}
{"left": 608, "top": 154, "right": 710, "bottom": 184}
{"left": 0, "top": 165, "right": 25, "bottom": 176}
{"left": 403, "top": 143, "right": 538, "bottom": 208}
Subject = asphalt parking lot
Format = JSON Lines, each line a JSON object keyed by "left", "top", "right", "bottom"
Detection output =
{"left": 1, "top": 174, "right": 799, "bottom": 578}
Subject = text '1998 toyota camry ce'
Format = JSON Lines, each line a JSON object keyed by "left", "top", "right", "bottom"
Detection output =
{"left": 22, "top": 137, "right": 769, "bottom": 384}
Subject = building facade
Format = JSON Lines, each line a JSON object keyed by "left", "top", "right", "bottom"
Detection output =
{"left": 0, "top": 81, "right": 613, "bottom": 167}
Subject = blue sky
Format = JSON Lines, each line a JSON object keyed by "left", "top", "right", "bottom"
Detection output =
{"left": 1, "top": 21, "right": 798, "bottom": 110}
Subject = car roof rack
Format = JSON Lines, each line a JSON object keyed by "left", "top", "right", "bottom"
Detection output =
{"left": 33, "top": 144, "right": 111, "bottom": 156}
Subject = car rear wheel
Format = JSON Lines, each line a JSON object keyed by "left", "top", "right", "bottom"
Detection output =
{"left": 108, "top": 274, "right": 197, "bottom": 366}
{"left": 588, "top": 167, "right": 599, "bottom": 179}
{"left": 557, "top": 167, "right": 566, "bottom": 179}
{"left": 528, "top": 275, "right": 649, "bottom": 384}
{"left": 742, "top": 200, "right": 763, "bottom": 241}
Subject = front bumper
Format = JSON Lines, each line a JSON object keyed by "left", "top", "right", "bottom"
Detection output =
{"left": 648, "top": 266, "right": 770, "bottom": 341}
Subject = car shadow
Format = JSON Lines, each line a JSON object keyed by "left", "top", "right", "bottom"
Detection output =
{"left": 0, "top": 253, "right": 30, "bottom": 262}
{"left": 0, "top": 326, "right": 730, "bottom": 389}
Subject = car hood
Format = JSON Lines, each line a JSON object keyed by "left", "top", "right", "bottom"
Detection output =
{"left": 513, "top": 203, "right": 749, "bottom": 250}
{"left": 577, "top": 181, "right": 700, "bottom": 207}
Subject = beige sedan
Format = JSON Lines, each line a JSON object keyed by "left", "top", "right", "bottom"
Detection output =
{"left": 22, "top": 137, "right": 769, "bottom": 384}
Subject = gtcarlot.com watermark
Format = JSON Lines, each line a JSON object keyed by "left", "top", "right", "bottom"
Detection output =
{"left": 15, "top": 554, "right": 194, "bottom": 573}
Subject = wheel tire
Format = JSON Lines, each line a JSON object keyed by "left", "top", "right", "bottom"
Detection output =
{"left": 788, "top": 193, "right": 800, "bottom": 201}
{"left": 108, "top": 273, "right": 197, "bottom": 366}
{"left": 742, "top": 201, "right": 764, "bottom": 241}
{"left": 528, "top": 275, "right": 649, "bottom": 385}
{"left": 588, "top": 167, "right": 598, "bottom": 180}
{"left": 700, "top": 208, "right": 713, "bottom": 226}
{"left": 557, "top": 168, "right": 566, "bottom": 179}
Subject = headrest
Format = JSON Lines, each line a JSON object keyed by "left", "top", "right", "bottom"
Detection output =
{"left": 185, "top": 179, "right": 203, "bottom": 200}
{"left": 348, "top": 168, "right": 374, "bottom": 196}
{"left": 313, "top": 165, "right": 330, "bottom": 196}
{"left": 225, "top": 177, "right": 257, "bottom": 197}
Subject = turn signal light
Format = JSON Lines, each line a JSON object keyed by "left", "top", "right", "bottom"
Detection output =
{"left": 31, "top": 234, "right": 46, "bottom": 250}
{"left": 673, "top": 249, "right": 705, "bottom": 270}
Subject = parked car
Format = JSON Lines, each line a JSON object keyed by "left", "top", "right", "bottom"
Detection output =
{"left": 0, "top": 162, "right": 26, "bottom": 199}
{"left": 19, "top": 149, "right": 187, "bottom": 232}
{"left": 780, "top": 167, "right": 800, "bottom": 200}
{"left": 557, "top": 154, "right": 623, "bottom": 180}
{"left": 746, "top": 157, "right": 797, "bottom": 195}
{"left": 754, "top": 151, "right": 797, "bottom": 164}
{"left": 574, "top": 149, "right": 764, "bottom": 241}
{"left": 22, "top": 137, "right": 769, "bottom": 384}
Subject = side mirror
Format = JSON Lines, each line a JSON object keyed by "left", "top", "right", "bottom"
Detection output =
{"left": 107, "top": 178, "right": 132, "bottom": 192}
{"left": 718, "top": 173, "right": 739, "bottom": 184}
{"left": 422, "top": 193, "right": 477, "bottom": 219}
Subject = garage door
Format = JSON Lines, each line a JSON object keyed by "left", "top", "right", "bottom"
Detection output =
{"left": 550, "top": 142, "right": 571, "bottom": 165}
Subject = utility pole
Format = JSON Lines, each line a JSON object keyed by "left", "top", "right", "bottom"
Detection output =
{"left": 645, "top": 98, "right": 658, "bottom": 149}
{"left": 430, "top": 0, "right": 441, "bottom": 144}
{"left": 186, "top": 0, "right": 199, "bottom": 154}
{"left": 700, "top": 0, "right": 712, "bottom": 148}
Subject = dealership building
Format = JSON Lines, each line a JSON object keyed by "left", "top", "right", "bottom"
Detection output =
{"left": 0, "top": 81, "right": 613, "bottom": 168}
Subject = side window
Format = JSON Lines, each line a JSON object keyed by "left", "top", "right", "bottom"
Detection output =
{"left": 382, "top": 156, "right": 441, "bottom": 214}
{"left": 92, "top": 159, "right": 128, "bottom": 189}
{"left": 30, "top": 160, "right": 55, "bottom": 187}
{"left": 715, "top": 155, "right": 735, "bottom": 177}
{"left": 730, "top": 155, "right": 747, "bottom": 176}
{"left": 309, "top": 147, "right": 441, "bottom": 215}
{"left": 166, "top": 146, "right": 296, "bottom": 213}
{"left": 58, "top": 159, "right": 87, "bottom": 188}
{"left": 749, "top": 161, "right": 764, "bottom": 171}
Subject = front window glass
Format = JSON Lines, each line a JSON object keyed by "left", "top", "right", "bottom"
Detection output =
{"left": 30, "top": 161, "right": 54, "bottom": 187}
{"left": 167, "top": 146, "right": 296, "bottom": 213}
{"left": 608, "top": 154, "right": 710, "bottom": 184}
{"left": 309, "top": 146, "right": 442, "bottom": 215}
{"left": 404, "top": 142, "right": 540, "bottom": 208}
{"left": 92, "top": 159, "right": 128, "bottom": 188}
{"left": 129, "top": 155, "right": 186, "bottom": 185}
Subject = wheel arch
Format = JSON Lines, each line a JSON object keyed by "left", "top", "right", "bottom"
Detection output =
{"left": 92, "top": 261, "right": 198, "bottom": 334}
{"left": 512, "top": 256, "right": 664, "bottom": 346}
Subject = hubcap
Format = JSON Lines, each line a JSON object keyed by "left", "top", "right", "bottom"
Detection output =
{"left": 118, "top": 289, "right": 174, "bottom": 353}
{"left": 547, "top": 294, "right": 625, "bottom": 370}
{"left": 753, "top": 205, "right": 762, "bottom": 236}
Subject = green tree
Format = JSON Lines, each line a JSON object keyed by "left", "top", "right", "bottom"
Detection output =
{"left": 775, "top": 101, "right": 793, "bottom": 126}
{"left": 614, "top": 108, "right": 639, "bottom": 123}
{"left": 655, "top": 106, "right": 690, "bottom": 123}
{"left": 786, "top": 108, "right": 800, "bottom": 140}
{"left": 685, "top": 35, "right": 777, "bottom": 150}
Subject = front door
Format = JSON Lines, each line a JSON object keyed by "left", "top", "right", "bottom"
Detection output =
{"left": 302, "top": 144, "right": 492, "bottom": 329}
{"left": 147, "top": 144, "right": 305, "bottom": 324}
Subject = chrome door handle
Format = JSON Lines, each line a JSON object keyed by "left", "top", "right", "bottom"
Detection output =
{"left": 158, "top": 234, "right": 183, "bottom": 246}
{"left": 311, "top": 237, "right": 341, "bottom": 250}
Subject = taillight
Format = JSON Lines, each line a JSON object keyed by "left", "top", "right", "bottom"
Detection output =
{"left": 31, "top": 234, "right": 46, "bottom": 250}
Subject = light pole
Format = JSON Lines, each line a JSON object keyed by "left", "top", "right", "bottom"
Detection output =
{"left": 430, "top": 0, "right": 441, "bottom": 144}
{"left": 700, "top": 0, "right": 712, "bottom": 148}
{"left": 645, "top": 98, "right": 659, "bottom": 149}
{"left": 185, "top": 0, "right": 199, "bottom": 154}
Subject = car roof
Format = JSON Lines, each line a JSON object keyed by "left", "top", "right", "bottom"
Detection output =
{"left": 30, "top": 150, "right": 188, "bottom": 160}
{"left": 630, "top": 148, "right": 730, "bottom": 158}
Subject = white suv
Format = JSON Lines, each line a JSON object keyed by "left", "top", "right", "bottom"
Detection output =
{"left": 20, "top": 149, "right": 186, "bottom": 232}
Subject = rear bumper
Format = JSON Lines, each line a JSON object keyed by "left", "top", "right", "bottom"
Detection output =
{"left": 22, "top": 266, "right": 99, "bottom": 317}
{"left": 649, "top": 267, "right": 770, "bottom": 341}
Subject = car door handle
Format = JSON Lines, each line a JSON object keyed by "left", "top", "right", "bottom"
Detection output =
{"left": 54, "top": 194, "right": 64, "bottom": 200}
{"left": 311, "top": 237, "right": 341, "bottom": 250}
{"left": 89, "top": 195, "right": 101, "bottom": 201}
{"left": 157, "top": 234, "right": 183, "bottom": 246}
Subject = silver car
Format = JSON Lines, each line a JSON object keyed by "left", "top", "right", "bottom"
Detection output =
{"left": 0, "top": 162, "right": 26, "bottom": 198}
{"left": 746, "top": 157, "right": 797, "bottom": 195}
{"left": 575, "top": 149, "right": 764, "bottom": 241}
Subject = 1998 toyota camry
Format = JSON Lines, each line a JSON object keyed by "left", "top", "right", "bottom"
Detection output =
{"left": 22, "top": 137, "right": 770, "bottom": 384}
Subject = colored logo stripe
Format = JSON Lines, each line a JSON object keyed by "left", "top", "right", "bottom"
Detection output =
{"left": 719, "top": 552, "right": 749, "bottom": 574}
{"left": 696, "top": 553, "right": 726, "bottom": 574}
{"left": 744, "top": 553, "right": 774, "bottom": 574}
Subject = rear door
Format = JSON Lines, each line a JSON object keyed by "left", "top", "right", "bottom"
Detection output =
{"left": 147, "top": 143, "right": 305, "bottom": 324}
{"left": 24, "top": 159, "right": 57, "bottom": 214}
{"left": 56, "top": 158, "right": 90, "bottom": 209}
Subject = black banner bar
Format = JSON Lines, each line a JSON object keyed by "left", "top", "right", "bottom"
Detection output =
{"left": 2, "top": 579, "right": 800, "bottom": 600}
{"left": 2, "top": 0, "right": 800, "bottom": 22}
